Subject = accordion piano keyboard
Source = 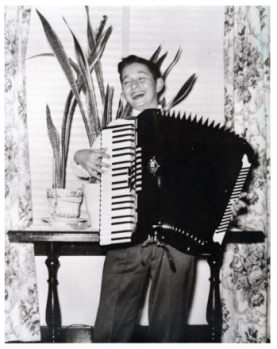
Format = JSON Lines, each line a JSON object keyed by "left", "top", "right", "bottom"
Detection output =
{"left": 99, "top": 121, "right": 138, "bottom": 245}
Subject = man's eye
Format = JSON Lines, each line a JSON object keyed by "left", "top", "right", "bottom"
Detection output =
{"left": 139, "top": 77, "right": 146, "bottom": 82}
{"left": 123, "top": 80, "right": 131, "bottom": 86}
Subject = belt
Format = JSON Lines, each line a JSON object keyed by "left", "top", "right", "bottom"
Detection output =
{"left": 140, "top": 232, "right": 176, "bottom": 272}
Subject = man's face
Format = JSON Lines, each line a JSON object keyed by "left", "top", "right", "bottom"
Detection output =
{"left": 121, "top": 63, "right": 163, "bottom": 111}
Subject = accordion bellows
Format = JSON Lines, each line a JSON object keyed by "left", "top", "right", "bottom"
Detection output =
{"left": 99, "top": 109, "right": 254, "bottom": 252}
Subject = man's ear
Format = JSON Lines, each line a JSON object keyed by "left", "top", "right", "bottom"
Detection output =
{"left": 156, "top": 77, "right": 164, "bottom": 94}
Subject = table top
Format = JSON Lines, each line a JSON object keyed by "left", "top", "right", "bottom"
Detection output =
{"left": 8, "top": 219, "right": 100, "bottom": 243}
{"left": 7, "top": 219, "right": 265, "bottom": 245}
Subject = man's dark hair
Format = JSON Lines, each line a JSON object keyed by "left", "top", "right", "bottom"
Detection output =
{"left": 118, "top": 55, "right": 162, "bottom": 82}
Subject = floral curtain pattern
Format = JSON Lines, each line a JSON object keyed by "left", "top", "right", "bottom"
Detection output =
{"left": 5, "top": 6, "right": 41, "bottom": 342}
{"left": 221, "top": 6, "right": 270, "bottom": 342}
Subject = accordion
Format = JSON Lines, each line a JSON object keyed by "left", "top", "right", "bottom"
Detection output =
{"left": 98, "top": 109, "right": 254, "bottom": 254}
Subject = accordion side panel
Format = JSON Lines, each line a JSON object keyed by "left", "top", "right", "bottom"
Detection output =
{"left": 159, "top": 115, "right": 242, "bottom": 240}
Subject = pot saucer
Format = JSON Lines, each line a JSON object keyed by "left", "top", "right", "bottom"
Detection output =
{"left": 42, "top": 217, "right": 87, "bottom": 226}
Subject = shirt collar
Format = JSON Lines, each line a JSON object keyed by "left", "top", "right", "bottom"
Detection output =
{"left": 126, "top": 105, "right": 162, "bottom": 119}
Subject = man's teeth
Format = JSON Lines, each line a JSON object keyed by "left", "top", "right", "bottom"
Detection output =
{"left": 133, "top": 93, "right": 144, "bottom": 99}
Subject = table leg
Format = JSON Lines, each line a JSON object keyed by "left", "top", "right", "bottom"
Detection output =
{"left": 206, "top": 248, "right": 223, "bottom": 342}
{"left": 45, "top": 242, "right": 62, "bottom": 342}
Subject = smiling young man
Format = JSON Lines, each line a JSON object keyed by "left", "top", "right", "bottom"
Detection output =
{"left": 74, "top": 55, "right": 196, "bottom": 342}
{"left": 119, "top": 56, "right": 164, "bottom": 111}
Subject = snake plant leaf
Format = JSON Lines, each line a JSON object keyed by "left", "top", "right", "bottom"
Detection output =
{"left": 36, "top": 10, "right": 78, "bottom": 96}
{"left": 122, "top": 103, "right": 133, "bottom": 119}
{"left": 107, "top": 86, "right": 114, "bottom": 125}
{"left": 102, "top": 84, "right": 114, "bottom": 128}
{"left": 96, "top": 15, "right": 108, "bottom": 42}
{"left": 95, "top": 26, "right": 113, "bottom": 57}
{"left": 115, "top": 93, "right": 132, "bottom": 119}
{"left": 62, "top": 91, "right": 81, "bottom": 176}
{"left": 63, "top": 39, "right": 101, "bottom": 119}
{"left": 62, "top": 24, "right": 112, "bottom": 161}
{"left": 27, "top": 53, "right": 55, "bottom": 59}
{"left": 163, "top": 47, "right": 182, "bottom": 80}
{"left": 85, "top": 6, "right": 96, "bottom": 51}
{"left": 85, "top": 6, "right": 106, "bottom": 104}
{"left": 150, "top": 45, "right": 162, "bottom": 63}
{"left": 36, "top": 10, "right": 92, "bottom": 146}
{"left": 61, "top": 89, "right": 74, "bottom": 177}
{"left": 116, "top": 96, "right": 132, "bottom": 119}
{"left": 93, "top": 59, "right": 106, "bottom": 104}
{"left": 46, "top": 105, "right": 62, "bottom": 188}
{"left": 64, "top": 24, "right": 112, "bottom": 130}
{"left": 156, "top": 52, "right": 168, "bottom": 69}
{"left": 116, "top": 95, "right": 124, "bottom": 120}
{"left": 165, "top": 73, "right": 197, "bottom": 110}
{"left": 85, "top": 26, "right": 112, "bottom": 80}
{"left": 77, "top": 24, "right": 112, "bottom": 84}
{"left": 61, "top": 78, "right": 86, "bottom": 174}
{"left": 102, "top": 85, "right": 109, "bottom": 128}
{"left": 69, "top": 57, "right": 82, "bottom": 79}
{"left": 64, "top": 18, "right": 101, "bottom": 138}
{"left": 61, "top": 75, "right": 85, "bottom": 160}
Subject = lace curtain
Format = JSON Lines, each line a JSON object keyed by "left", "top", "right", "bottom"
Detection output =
{"left": 221, "top": 6, "right": 270, "bottom": 342}
{"left": 5, "top": 6, "right": 41, "bottom": 342}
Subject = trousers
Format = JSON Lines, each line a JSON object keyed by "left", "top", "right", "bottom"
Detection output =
{"left": 93, "top": 241, "right": 196, "bottom": 342}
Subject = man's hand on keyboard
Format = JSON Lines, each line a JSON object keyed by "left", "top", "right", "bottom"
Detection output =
{"left": 74, "top": 148, "right": 110, "bottom": 180}
{"left": 230, "top": 192, "right": 249, "bottom": 220}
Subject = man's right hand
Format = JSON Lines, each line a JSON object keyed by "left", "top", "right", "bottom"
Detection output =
{"left": 74, "top": 148, "right": 110, "bottom": 181}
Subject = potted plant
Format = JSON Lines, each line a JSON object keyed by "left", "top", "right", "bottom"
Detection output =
{"left": 35, "top": 7, "right": 112, "bottom": 221}
{"left": 35, "top": 6, "right": 197, "bottom": 225}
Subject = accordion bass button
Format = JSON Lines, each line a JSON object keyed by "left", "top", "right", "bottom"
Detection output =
{"left": 187, "top": 246, "right": 191, "bottom": 252}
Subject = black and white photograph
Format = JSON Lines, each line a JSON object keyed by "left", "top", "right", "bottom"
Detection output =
{"left": 4, "top": 1, "right": 271, "bottom": 344}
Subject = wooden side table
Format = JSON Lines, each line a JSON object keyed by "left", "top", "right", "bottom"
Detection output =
{"left": 8, "top": 225, "right": 265, "bottom": 343}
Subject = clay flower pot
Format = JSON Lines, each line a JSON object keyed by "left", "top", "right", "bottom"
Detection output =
{"left": 47, "top": 188, "right": 83, "bottom": 219}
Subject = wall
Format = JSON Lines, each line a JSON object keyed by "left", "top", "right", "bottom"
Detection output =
{"left": 27, "top": 6, "right": 224, "bottom": 326}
